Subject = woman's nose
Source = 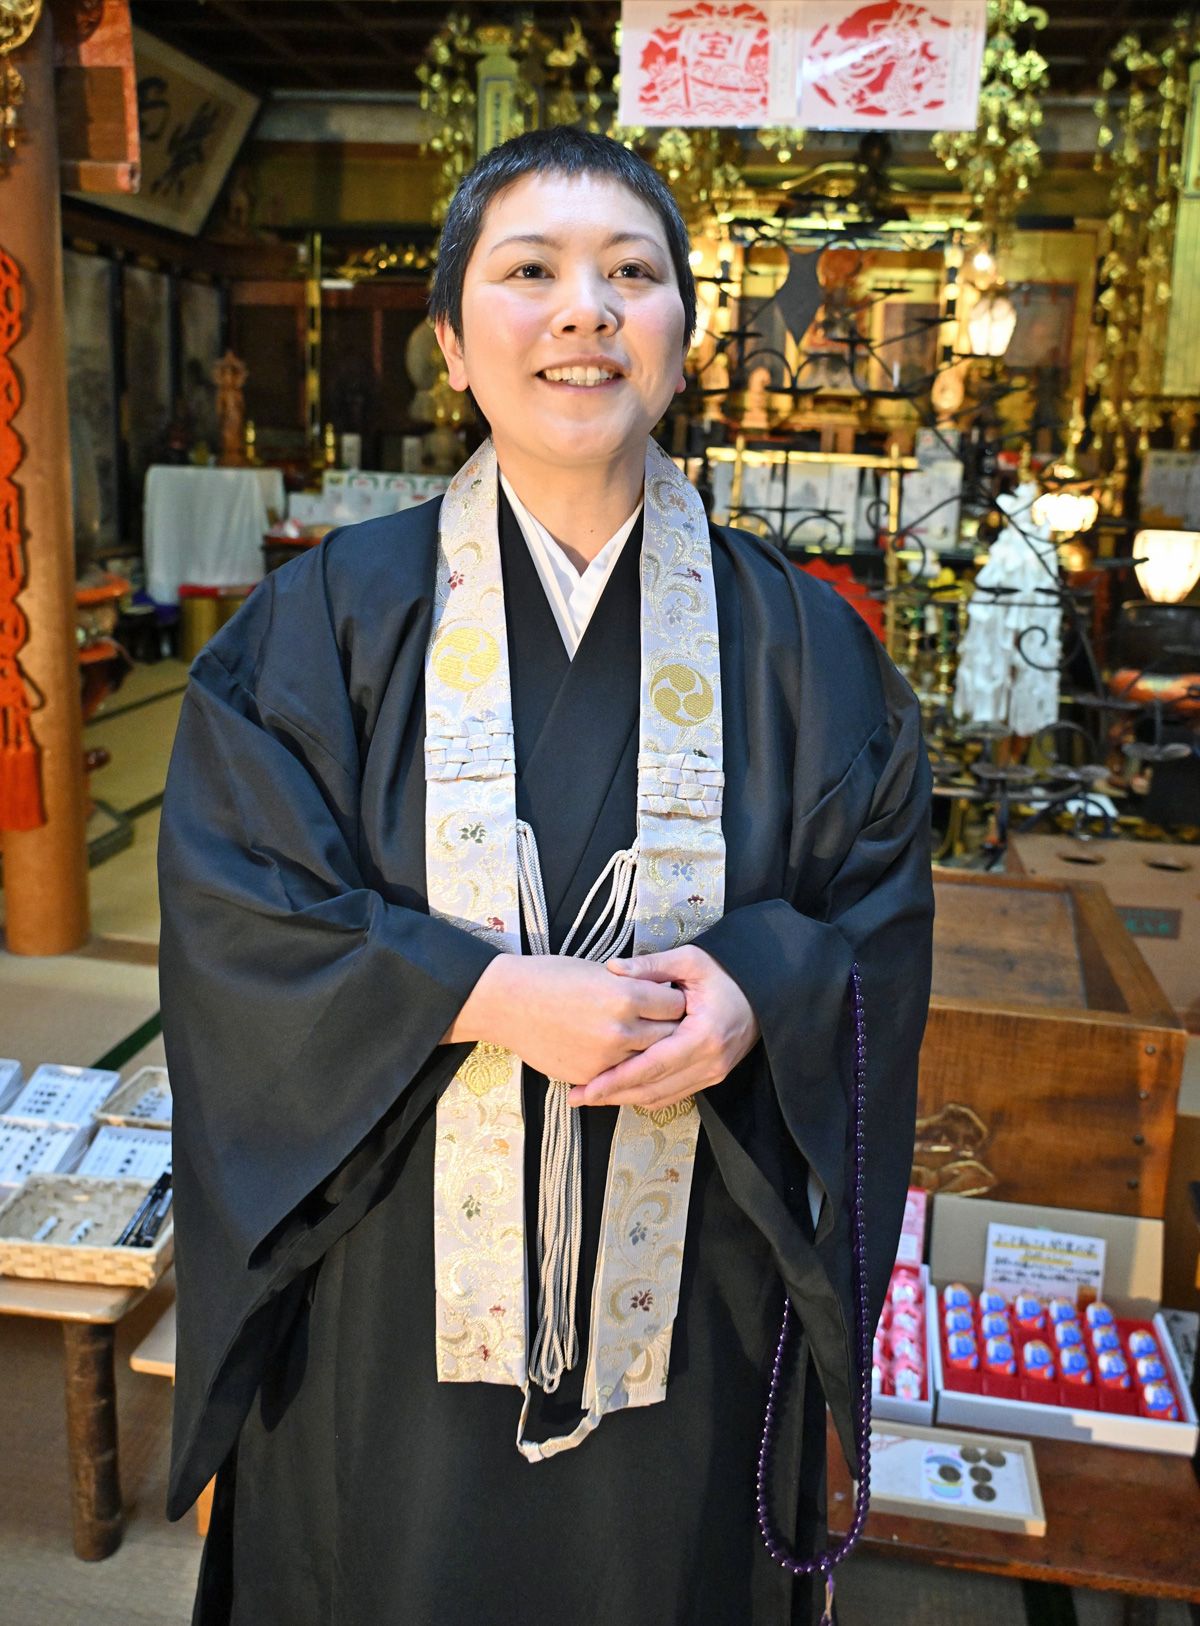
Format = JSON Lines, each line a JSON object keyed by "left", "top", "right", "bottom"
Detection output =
{"left": 551, "top": 273, "right": 619, "bottom": 334}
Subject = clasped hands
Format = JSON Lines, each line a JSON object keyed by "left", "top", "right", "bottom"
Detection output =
{"left": 448, "top": 946, "right": 760, "bottom": 1115}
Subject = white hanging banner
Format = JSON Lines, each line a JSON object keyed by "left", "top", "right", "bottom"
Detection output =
{"left": 618, "top": 0, "right": 986, "bottom": 132}
{"left": 619, "top": 1, "right": 800, "bottom": 127}
{"left": 799, "top": 0, "right": 987, "bottom": 130}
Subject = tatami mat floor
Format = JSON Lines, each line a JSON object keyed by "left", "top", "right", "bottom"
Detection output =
{"left": 0, "top": 656, "right": 1190, "bottom": 1625}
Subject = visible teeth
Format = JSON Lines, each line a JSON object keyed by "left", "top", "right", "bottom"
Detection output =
{"left": 542, "top": 366, "right": 619, "bottom": 385}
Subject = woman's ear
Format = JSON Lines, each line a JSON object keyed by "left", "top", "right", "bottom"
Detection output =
{"left": 434, "top": 317, "right": 469, "bottom": 392}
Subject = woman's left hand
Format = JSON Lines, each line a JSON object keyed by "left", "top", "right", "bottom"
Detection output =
{"left": 567, "top": 946, "right": 760, "bottom": 1112}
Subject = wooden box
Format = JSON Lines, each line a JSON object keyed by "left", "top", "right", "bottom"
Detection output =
{"left": 917, "top": 872, "right": 1186, "bottom": 1219}
{"left": 1007, "top": 835, "right": 1200, "bottom": 1032}
{"left": 1163, "top": 1037, "right": 1200, "bottom": 1312}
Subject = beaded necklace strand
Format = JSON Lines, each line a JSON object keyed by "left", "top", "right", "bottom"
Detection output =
{"left": 757, "top": 963, "right": 872, "bottom": 1626}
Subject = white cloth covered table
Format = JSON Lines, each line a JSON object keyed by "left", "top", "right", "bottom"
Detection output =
{"left": 144, "top": 466, "right": 286, "bottom": 605}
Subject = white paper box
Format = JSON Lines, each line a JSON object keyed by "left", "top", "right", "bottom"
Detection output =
{"left": 866, "top": 1419, "right": 1046, "bottom": 1536}
{"left": 873, "top": 1263, "right": 938, "bottom": 1429}
{"left": 930, "top": 1195, "right": 1199, "bottom": 1457}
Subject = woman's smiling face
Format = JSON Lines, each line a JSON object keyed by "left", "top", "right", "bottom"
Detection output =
{"left": 435, "top": 170, "right": 688, "bottom": 467}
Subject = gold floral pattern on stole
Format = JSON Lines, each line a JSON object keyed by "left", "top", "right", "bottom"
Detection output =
{"left": 633, "top": 1097, "right": 696, "bottom": 1127}
{"left": 459, "top": 1041, "right": 512, "bottom": 1098}
{"left": 575, "top": 442, "right": 724, "bottom": 1437}
{"left": 427, "top": 443, "right": 527, "bottom": 1389}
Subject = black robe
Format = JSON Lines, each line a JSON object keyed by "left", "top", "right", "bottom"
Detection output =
{"left": 157, "top": 482, "right": 934, "bottom": 1626}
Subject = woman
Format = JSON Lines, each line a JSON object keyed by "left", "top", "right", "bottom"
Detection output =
{"left": 159, "top": 126, "right": 933, "bottom": 1626}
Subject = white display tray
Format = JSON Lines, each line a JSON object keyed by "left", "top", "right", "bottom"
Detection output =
{"left": 5, "top": 1064, "right": 120, "bottom": 1130}
{"left": 0, "top": 1060, "right": 22, "bottom": 1114}
{"left": 872, "top": 1263, "right": 938, "bottom": 1429}
{"left": 0, "top": 1121, "right": 92, "bottom": 1197}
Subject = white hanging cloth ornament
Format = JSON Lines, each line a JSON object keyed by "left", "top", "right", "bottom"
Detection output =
{"left": 954, "top": 482, "right": 1062, "bottom": 737}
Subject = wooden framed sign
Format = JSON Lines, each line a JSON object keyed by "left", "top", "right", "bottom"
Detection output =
{"left": 74, "top": 27, "right": 259, "bottom": 235}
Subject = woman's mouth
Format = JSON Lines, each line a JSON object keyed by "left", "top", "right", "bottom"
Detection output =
{"left": 537, "top": 366, "right": 623, "bottom": 389}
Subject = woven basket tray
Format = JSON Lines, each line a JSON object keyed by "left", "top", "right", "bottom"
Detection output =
{"left": 0, "top": 1174, "right": 174, "bottom": 1289}
{"left": 96, "top": 1066, "right": 172, "bottom": 1132}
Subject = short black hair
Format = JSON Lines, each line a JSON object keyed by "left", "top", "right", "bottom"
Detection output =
{"left": 428, "top": 127, "right": 697, "bottom": 354}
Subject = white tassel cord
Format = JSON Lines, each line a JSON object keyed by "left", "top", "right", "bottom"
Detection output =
{"left": 516, "top": 821, "right": 638, "bottom": 1394}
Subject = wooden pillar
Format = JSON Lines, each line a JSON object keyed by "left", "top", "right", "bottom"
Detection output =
{"left": 1, "top": 7, "right": 90, "bottom": 956}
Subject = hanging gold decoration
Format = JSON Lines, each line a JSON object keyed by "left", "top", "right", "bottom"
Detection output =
{"left": 1089, "top": 16, "right": 1200, "bottom": 495}
{"left": 418, "top": 12, "right": 747, "bottom": 243}
{"left": 0, "top": 0, "right": 42, "bottom": 167}
{"left": 615, "top": 123, "right": 745, "bottom": 234}
{"left": 931, "top": 0, "right": 1048, "bottom": 249}
{"left": 417, "top": 10, "right": 604, "bottom": 227}
{"left": 756, "top": 125, "right": 807, "bottom": 167}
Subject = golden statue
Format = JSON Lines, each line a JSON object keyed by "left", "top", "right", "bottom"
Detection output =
{"left": 212, "top": 350, "right": 249, "bottom": 468}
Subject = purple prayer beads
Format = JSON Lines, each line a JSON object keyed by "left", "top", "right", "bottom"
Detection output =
{"left": 756, "top": 963, "right": 872, "bottom": 1626}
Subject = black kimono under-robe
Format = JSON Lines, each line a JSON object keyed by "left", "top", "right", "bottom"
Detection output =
{"left": 157, "top": 482, "right": 934, "bottom": 1626}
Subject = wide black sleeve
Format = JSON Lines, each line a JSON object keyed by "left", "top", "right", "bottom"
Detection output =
{"left": 158, "top": 562, "right": 498, "bottom": 1517}
{"left": 694, "top": 638, "right": 933, "bottom": 1470}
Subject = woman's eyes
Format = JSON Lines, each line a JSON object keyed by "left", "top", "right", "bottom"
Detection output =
{"left": 509, "top": 262, "right": 656, "bottom": 281}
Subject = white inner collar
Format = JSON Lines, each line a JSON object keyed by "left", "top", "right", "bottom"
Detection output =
{"left": 500, "top": 471, "right": 643, "bottom": 660}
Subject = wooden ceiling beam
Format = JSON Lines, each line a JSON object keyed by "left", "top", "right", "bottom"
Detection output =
{"left": 334, "top": 1, "right": 410, "bottom": 63}
{"left": 201, "top": 0, "right": 327, "bottom": 86}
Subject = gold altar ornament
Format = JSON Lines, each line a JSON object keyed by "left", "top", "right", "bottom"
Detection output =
{"left": 417, "top": 11, "right": 603, "bottom": 226}
{"left": 932, "top": 0, "right": 1047, "bottom": 250}
{"left": 334, "top": 242, "right": 433, "bottom": 284}
{"left": 0, "top": 0, "right": 42, "bottom": 166}
{"left": 1090, "top": 18, "right": 1200, "bottom": 493}
{"left": 756, "top": 124, "right": 807, "bottom": 166}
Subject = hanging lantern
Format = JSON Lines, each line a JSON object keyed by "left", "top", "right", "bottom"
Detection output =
{"left": 1133, "top": 530, "right": 1200, "bottom": 604}
{"left": 1031, "top": 463, "right": 1100, "bottom": 537}
{"left": 966, "top": 289, "right": 1017, "bottom": 358}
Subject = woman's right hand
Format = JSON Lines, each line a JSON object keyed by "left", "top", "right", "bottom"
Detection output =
{"left": 443, "top": 954, "right": 685, "bottom": 1085}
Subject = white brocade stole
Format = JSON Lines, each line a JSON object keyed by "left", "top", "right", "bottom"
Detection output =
{"left": 424, "top": 438, "right": 725, "bottom": 1459}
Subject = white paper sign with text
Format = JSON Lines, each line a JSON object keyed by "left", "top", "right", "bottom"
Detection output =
{"left": 983, "top": 1223, "right": 1107, "bottom": 1304}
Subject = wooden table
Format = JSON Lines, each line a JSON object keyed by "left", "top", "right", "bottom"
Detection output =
{"left": 0, "top": 1275, "right": 149, "bottom": 1560}
{"left": 129, "top": 1298, "right": 214, "bottom": 1536}
{"left": 828, "top": 1417, "right": 1200, "bottom": 1622}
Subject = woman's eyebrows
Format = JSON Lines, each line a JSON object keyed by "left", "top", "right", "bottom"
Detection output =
{"left": 485, "top": 230, "right": 663, "bottom": 254}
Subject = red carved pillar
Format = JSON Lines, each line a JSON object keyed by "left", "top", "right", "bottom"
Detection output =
{"left": 0, "top": 6, "right": 90, "bottom": 954}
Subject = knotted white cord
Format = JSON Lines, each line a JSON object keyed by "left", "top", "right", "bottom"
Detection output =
{"left": 516, "top": 819, "right": 639, "bottom": 1395}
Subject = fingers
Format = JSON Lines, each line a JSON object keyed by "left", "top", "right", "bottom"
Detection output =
{"left": 629, "top": 980, "right": 687, "bottom": 1023}
{"left": 621, "top": 1014, "right": 676, "bottom": 1053}
{"left": 626, "top": 1017, "right": 683, "bottom": 1052}
{"left": 607, "top": 947, "right": 703, "bottom": 985}
{"left": 569, "top": 1027, "right": 701, "bottom": 1108}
